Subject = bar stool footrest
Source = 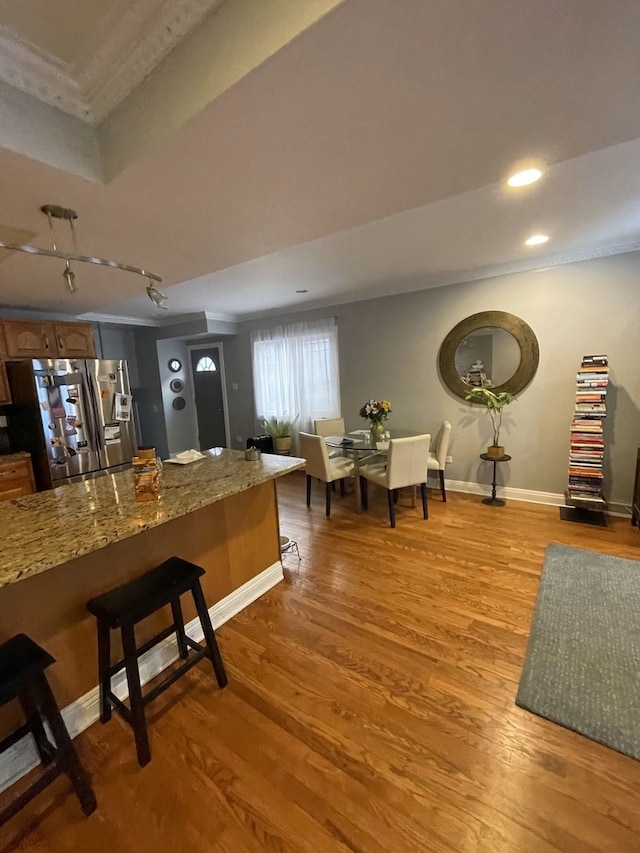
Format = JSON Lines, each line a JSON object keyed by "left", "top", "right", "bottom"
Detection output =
{"left": 0, "top": 761, "right": 65, "bottom": 826}
{"left": 0, "top": 721, "right": 44, "bottom": 753}
{"left": 108, "top": 623, "right": 179, "bottom": 678}
{"left": 142, "top": 648, "right": 207, "bottom": 705}
{"left": 105, "top": 642, "right": 211, "bottom": 719}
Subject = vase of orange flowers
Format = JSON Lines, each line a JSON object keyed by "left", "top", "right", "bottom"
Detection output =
{"left": 359, "top": 398, "right": 391, "bottom": 443}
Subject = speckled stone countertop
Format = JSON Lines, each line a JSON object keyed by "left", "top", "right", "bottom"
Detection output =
{"left": 0, "top": 452, "right": 32, "bottom": 465}
{"left": 0, "top": 449, "right": 304, "bottom": 589}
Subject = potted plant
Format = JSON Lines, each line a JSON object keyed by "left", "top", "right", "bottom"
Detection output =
{"left": 260, "top": 415, "right": 298, "bottom": 455}
{"left": 465, "top": 387, "right": 515, "bottom": 459}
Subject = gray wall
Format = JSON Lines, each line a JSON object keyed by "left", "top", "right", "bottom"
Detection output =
{"left": 129, "top": 321, "right": 238, "bottom": 458}
{"left": 223, "top": 251, "right": 640, "bottom": 508}
{"left": 96, "top": 324, "right": 140, "bottom": 387}
{"left": 156, "top": 338, "right": 198, "bottom": 456}
{"left": 222, "top": 331, "right": 258, "bottom": 447}
{"left": 133, "top": 327, "right": 169, "bottom": 459}
{"left": 96, "top": 323, "right": 144, "bottom": 447}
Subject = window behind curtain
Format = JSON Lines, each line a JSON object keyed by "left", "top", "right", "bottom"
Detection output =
{"left": 251, "top": 318, "right": 340, "bottom": 433}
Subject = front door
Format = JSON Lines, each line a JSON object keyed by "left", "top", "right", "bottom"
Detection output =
{"left": 190, "top": 346, "right": 227, "bottom": 450}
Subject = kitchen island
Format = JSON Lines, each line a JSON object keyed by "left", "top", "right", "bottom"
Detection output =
{"left": 0, "top": 448, "right": 303, "bottom": 782}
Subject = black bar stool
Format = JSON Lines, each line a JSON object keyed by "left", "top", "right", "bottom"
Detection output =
{"left": 0, "top": 634, "right": 97, "bottom": 827}
{"left": 86, "top": 556, "right": 227, "bottom": 767}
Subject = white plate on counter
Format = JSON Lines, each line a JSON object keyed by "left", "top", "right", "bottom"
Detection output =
{"left": 165, "top": 450, "right": 206, "bottom": 465}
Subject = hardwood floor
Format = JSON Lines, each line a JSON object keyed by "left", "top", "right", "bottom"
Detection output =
{"left": 3, "top": 472, "right": 640, "bottom": 852}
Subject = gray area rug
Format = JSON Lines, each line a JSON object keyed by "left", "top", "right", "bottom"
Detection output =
{"left": 516, "top": 543, "right": 640, "bottom": 759}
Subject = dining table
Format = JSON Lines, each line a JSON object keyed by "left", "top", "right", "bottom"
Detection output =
{"left": 324, "top": 429, "right": 419, "bottom": 511}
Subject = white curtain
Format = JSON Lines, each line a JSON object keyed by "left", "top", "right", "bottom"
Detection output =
{"left": 251, "top": 317, "right": 341, "bottom": 436}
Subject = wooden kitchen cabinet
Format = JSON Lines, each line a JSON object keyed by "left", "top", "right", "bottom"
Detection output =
{"left": 0, "top": 319, "right": 95, "bottom": 404}
{"left": 0, "top": 364, "right": 10, "bottom": 404}
{"left": 0, "top": 453, "right": 36, "bottom": 501}
{"left": 2, "top": 319, "right": 56, "bottom": 358}
{"left": 0, "top": 325, "right": 10, "bottom": 403}
{"left": 2, "top": 319, "right": 96, "bottom": 359}
{"left": 53, "top": 323, "right": 96, "bottom": 358}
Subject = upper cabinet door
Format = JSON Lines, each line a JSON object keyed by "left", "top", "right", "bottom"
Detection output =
{"left": 2, "top": 320, "right": 56, "bottom": 358}
{"left": 54, "top": 323, "right": 96, "bottom": 358}
{"left": 0, "top": 324, "right": 9, "bottom": 403}
{"left": 0, "top": 364, "right": 10, "bottom": 404}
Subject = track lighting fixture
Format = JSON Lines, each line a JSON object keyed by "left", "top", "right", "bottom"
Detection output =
{"left": 0, "top": 204, "right": 165, "bottom": 308}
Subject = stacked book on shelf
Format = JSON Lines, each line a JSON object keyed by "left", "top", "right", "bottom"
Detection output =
{"left": 465, "top": 365, "right": 487, "bottom": 386}
{"left": 565, "top": 354, "right": 609, "bottom": 511}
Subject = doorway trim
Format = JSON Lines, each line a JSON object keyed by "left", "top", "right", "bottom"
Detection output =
{"left": 186, "top": 341, "right": 231, "bottom": 449}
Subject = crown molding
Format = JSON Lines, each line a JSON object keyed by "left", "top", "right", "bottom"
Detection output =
{"left": 425, "top": 236, "right": 640, "bottom": 290}
{"left": 0, "top": 0, "right": 225, "bottom": 125}
{"left": 78, "top": 312, "right": 162, "bottom": 327}
{"left": 0, "top": 27, "right": 89, "bottom": 121}
{"left": 238, "top": 237, "right": 640, "bottom": 321}
{"left": 79, "top": 0, "right": 226, "bottom": 124}
{"left": 203, "top": 309, "right": 238, "bottom": 324}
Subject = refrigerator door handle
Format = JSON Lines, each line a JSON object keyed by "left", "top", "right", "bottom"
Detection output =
{"left": 85, "top": 369, "right": 105, "bottom": 458}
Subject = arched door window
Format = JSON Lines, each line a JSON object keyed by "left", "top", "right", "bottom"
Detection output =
{"left": 195, "top": 355, "right": 217, "bottom": 372}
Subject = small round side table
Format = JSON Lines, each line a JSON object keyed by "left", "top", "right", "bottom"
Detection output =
{"left": 479, "top": 453, "right": 512, "bottom": 506}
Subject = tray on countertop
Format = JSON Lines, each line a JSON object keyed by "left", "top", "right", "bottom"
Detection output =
{"left": 165, "top": 450, "right": 206, "bottom": 465}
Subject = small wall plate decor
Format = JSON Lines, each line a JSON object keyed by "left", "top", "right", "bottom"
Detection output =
{"left": 170, "top": 378, "right": 184, "bottom": 393}
{"left": 172, "top": 396, "right": 186, "bottom": 411}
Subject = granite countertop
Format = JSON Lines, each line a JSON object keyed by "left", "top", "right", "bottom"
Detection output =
{"left": 0, "top": 452, "right": 32, "bottom": 465}
{"left": 0, "top": 449, "right": 304, "bottom": 589}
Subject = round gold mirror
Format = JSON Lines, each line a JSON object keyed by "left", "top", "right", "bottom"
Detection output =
{"left": 438, "top": 311, "right": 539, "bottom": 400}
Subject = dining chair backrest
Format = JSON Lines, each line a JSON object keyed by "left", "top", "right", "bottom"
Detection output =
{"left": 386, "top": 435, "right": 432, "bottom": 490}
{"left": 434, "top": 421, "right": 452, "bottom": 468}
{"left": 299, "top": 432, "right": 332, "bottom": 481}
{"left": 314, "top": 417, "right": 346, "bottom": 437}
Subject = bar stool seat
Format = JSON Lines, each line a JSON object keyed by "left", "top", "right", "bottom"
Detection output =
{"left": 87, "top": 556, "right": 227, "bottom": 767}
{"left": 0, "top": 634, "right": 97, "bottom": 827}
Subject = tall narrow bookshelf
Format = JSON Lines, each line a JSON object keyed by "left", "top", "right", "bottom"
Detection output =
{"left": 560, "top": 354, "right": 609, "bottom": 526}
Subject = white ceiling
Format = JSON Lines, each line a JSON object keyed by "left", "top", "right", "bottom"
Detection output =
{"left": 1, "top": 0, "right": 640, "bottom": 325}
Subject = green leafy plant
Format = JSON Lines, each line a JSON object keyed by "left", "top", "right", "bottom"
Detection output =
{"left": 260, "top": 415, "right": 298, "bottom": 437}
{"left": 465, "top": 387, "right": 515, "bottom": 447}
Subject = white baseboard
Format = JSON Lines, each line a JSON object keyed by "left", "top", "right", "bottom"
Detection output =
{"left": 0, "top": 561, "right": 284, "bottom": 794}
{"left": 441, "top": 478, "right": 631, "bottom": 518}
{"left": 444, "top": 477, "right": 565, "bottom": 507}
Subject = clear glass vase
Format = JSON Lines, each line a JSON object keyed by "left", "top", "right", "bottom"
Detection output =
{"left": 370, "top": 421, "right": 385, "bottom": 444}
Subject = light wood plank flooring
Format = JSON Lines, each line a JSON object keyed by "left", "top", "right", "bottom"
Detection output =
{"left": 3, "top": 472, "right": 640, "bottom": 852}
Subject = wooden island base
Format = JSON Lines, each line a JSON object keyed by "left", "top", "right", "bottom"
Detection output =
{"left": 0, "top": 479, "right": 282, "bottom": 784}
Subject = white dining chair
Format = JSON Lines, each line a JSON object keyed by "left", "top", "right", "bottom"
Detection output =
{"left": 299, "top": 432, "right": 355, "bottom": 517}
{"left": 359, "top": 434, "right": 431, "bottom": 528}
{"left": 314, "top": 418, "right": 346, "bottom": 460}
{"left": 427, "top": 420, "right": 452, "bottom": 502}
{"left": 313, "top": 417, "right": 346, "bottom": 437}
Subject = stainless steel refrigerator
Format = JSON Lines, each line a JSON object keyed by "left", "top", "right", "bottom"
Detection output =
{"left": 6, "top": 358, "right": 137, "bottom": 490}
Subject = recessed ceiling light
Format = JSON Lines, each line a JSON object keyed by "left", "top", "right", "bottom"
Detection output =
{"left": 296, "top": 289, "right": 308, "bottom": 293}
{"left": 524, "top": 233, "right": 549, "bottom": 246}
{"left": 507, "top": 168, "right": 543, "bottom": 188}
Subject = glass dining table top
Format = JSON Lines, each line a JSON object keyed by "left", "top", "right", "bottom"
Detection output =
{"left": 324, "top": 429, "right": 419, "bottom": 454}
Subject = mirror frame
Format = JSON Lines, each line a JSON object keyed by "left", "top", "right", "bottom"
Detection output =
{"left": 438, "top": 310, "right": 539, "bottom": 401}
